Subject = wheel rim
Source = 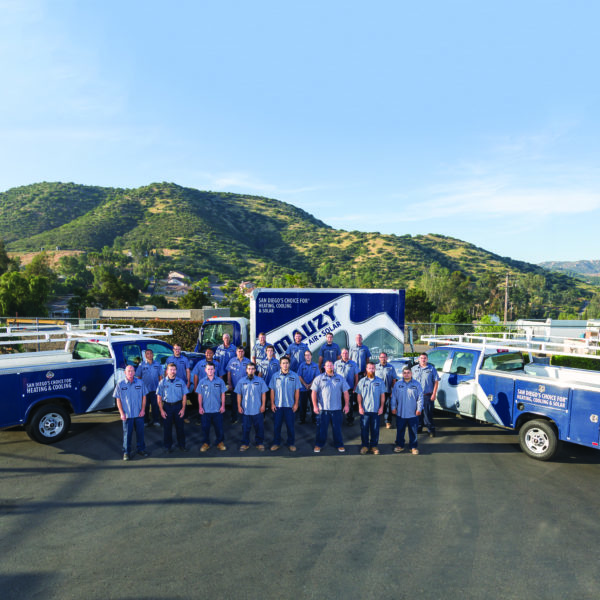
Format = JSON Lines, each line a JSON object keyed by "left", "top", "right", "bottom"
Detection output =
{"left": 524, "top": 427, "right": 550, "bottom": 454}
{"left": 38, "top": 412, "right": 66, "bottom": 438}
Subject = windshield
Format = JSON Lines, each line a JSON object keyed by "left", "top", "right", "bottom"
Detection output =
{"left": 201, "top": 322, "right": 236, "bottom": 349}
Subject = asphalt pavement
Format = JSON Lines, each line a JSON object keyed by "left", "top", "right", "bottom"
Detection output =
{"left": 1, "top": 411, "right": 599, "bottom": 600}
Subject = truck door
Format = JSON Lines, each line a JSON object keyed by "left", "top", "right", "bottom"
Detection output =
{"left": 568, "top": 389, "right": 600, "bottom": 447}
{"left": 428, "top": 348, "right": 453, "bottom": 413}
{"left": 1, "top": 373, "right": 24, "bottom": 426}
{"left": 439, "top": 350, "right": 479, "bottom": 417}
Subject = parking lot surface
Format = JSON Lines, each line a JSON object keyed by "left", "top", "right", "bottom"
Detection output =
{"left": 1, "top": 411, "right": 599, "bottom": 600}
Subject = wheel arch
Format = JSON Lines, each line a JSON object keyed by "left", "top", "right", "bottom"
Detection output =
{"left": 24, "top": 396, "right": 74, "bottom": 425}
{"left": 515, "top": 412, "right": 560, "bottom": 436}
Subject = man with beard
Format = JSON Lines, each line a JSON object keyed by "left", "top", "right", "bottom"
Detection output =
{"left": 235, "top": 362, "right": 268, "bottom": 451}
{"left": 297, "top": 349, "right": 319, "bottom": 424}
{"left": 226, "top": 346, "right": 251, "bottom": 424}
{"left": 391, "top": 367, "right": 423, "bottom": 455}
{"left": 375, "top": 352, "right": 397, "bottom": 429}
{"left": 356, "top": 361, "right": 385, "bottom": 455}
{"left": 334, "top": 348, "right": 359, "bottom": 425}
{"left": 269, "top": 356, "right": 301, "bottom": 452}
{"left": 311, "top": 360, "right": 350, "bottom": 453}
{"left": 157, "top": 362, "right": 189, "bottom": 454}
{"left": 411, "top": 352, "right": 440, "bottom": 437}
{"left": 197, "top": 363, "right": 227, "bottom": 452}
{"left": 135, "top": 348, "right": 163, "bottom": 428}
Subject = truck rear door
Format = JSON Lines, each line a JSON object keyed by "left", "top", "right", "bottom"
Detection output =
{"left": 567, "top": 389, "right": 600, "bottom": 447}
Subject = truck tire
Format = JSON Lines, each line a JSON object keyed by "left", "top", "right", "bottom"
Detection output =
{"left": 519, "top": 419, "right": 559, "bottom": 461}
{"left": 26, "top": 404, "right": 71, "bottom": 444}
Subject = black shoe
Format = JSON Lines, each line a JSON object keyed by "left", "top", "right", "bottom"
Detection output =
{"left": 178, "top": 446, "right": 190, "bottom": 453}
{"left": 231, "top": 419, "right": 238, "bottom": 424}
{"left": 429, "top": 431, "right": 436, "bottom": 438}
{"left": 299, "top": 419, "right": 306, "bottom": 424}
{"left": 137, "top": 450, "right": 150, "bottom": 457}
{"left": 163, "top": 447, "right": 173, "bottom": 455}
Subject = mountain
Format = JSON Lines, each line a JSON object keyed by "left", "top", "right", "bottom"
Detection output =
{"left": 0, "top": 182, "right": 592, "bottom": 315}
{"left": 540, "top": 260, "right": 600, "bottom": 278}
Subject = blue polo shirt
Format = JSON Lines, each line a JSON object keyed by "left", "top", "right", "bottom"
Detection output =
{"left": 297, "top": 361, "right": 320, "bottom": 391}
{"left": 350, "top": 344, "right": 371, "bottom": 372}
{"left": 235, "top": 376, "right": 268, "bottom": 415}
{"left": 356, "top": 376, "right": 385, "bottom": 412}
{"left": 214, "top": 344, "right": 237, "bottom": 377}
{"left": 311, "top": 372, "right": 350, "bottom": 411}
{"left": 334, "top": 359, "right": 359, "bottom": 391}
{"left": 197, "top": 376, "right": 227, "bottom": 413}
{"left": 391, "top": 379, "right": 424, "bottom": 418}
{"left": 319, "top": 342, "right": 341, "bottom": 366}
{"left": 164, "top": 354, "right": 191, "bottom": 382}
{"left": 191, "top": 358, "right": 221, "bottom": 386}
{"left": 253, "top": 341, "right": 269, "bottom": 362}
{"left": 157, "top": 377, "right": 187, "bottom": 404}
{"left": 135, "top": 360, "right": 162, "bottom": 392}
{"left": 270, "top": 371, "right": 301, "bottom": 408}
{"left": 114, "top": 378, "right": 148, "bottom": 418}
{"left": 375, "top": 363, "right": 398, "bottom": 393}
{"left": 286, "top": 341, "right": 310, "bottom": 372}
{"left": 411, "top": 364, "right": 440, "bottom": 394}
{"left": 227, "top": 357, "right": 252, "bottom": 389}
{"left": 257, "top": 356, "right": 280, "bottom": 387}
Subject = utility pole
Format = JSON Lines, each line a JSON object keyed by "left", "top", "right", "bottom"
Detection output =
{"left": 504, "top": 273, "right": 509, "bottom": 324}
{"left": 503, "top": 273, "right": 514, "bottom": 325}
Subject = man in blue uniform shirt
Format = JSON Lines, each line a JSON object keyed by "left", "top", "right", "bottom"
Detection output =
{"left": 350, "top": 334, "right": 371, "bottom": 377}
{"left": 252, "top": 332, "right": 268, "bottom": 364}
{"left": 269, "top": 356, "right": 301, "bottom": 452}
{"left": 256, "top": 345, "right": 280, "bottom": 387}
{"left": 163, "top": 344, "right": 191, "bottom": 391}
{"left": 412, "top": 353, "right": 440, "bottom": 437}
{"left": 191, "top": 347, "right": 220, "bottom": 388}
{"left": 297, "top": 349, "right": 319, "bottom": 424}
{"left": 114, "top": 365, "right": 149, "bottom": 460}
{"left": 318, "top": 332, "right": 341, "bottom": 372}
{"left": 391, "top": 367, "right": 423, "bottom": 455}
{"left": 334, "top": 348, "right": 359, "bottom": 425}
{"left": 311, "top": 360, "right": 350, "bottom": 453}
{"left": 197, "top": 363, "right": 227, "bottom": 452}
{"left": 286, "top": 331, "right": 310, "bottom": 372}
{"left": 157, "top": 362, "right": 189, "bottom": 453}
{"left": 135, "top": 348, "right": 163, "bottom": 427}
{"left": 227, "top": 346, "right": 251, "bottom": 424}
{"left": 375, "top": 352, "right": 397, "bottom": 429}
{"left": 235, "top": 363, "right": 268, "bottom": 451}
{"left": 214, "top": 333, "right": 237, "bottom": 378}
{"left": 356, "top": 361, "right": 385, "bottom": 454}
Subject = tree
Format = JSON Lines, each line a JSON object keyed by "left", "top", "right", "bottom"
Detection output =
{"left": 87, "top": 266, "right": 139, "bottom": 308}
{"left": 405, "top": 288, "right": 435, "bottom": 322}
{"left": 0, "top": 271, "right": 52, "bottom": 316}
{"left": 178, "top": 278, "right": 211, "bottom": 309}
{"left": 0, "top": 239, "right": 18, "bottom": 275}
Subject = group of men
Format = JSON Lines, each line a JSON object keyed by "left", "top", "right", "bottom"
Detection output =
{"left": 113, "top": 330, "right": 440, "bottom": 460}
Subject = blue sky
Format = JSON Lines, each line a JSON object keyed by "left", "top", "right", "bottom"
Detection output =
{"left": 1, "top": 0, "right": 599, "bottom": 264}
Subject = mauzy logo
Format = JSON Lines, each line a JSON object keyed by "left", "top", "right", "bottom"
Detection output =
{"left": 273, "top": 305, "right": 337, "bottom": 355}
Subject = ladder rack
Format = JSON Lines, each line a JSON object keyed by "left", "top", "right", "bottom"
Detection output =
{"left": 421, "top": 332, "right": 600, "bottom": 361}
{"left": 0, "top": 324, "right": 173, "bottom": 347}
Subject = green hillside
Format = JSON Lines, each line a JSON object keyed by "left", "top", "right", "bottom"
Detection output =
{"left": 1, "top": 181, "right": 593, "bottom": 318}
